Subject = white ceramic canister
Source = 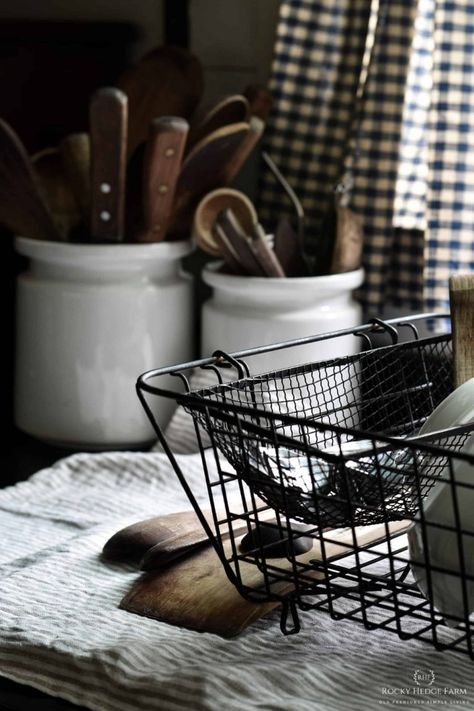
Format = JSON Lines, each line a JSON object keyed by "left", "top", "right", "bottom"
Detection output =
{"left": 201, "top": 263, "right": 364, "bottom": 373}
{"left": 14, "top": 237, "right": 193, "bottom": 450}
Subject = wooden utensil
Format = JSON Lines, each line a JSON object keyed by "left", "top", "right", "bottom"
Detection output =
{"left": 193, "top": 188, "right": 258, "bottom": 257}
{"left": 250, "top": 221, "right": 286, "bottom": 278}
{"left": 121, "top": 520, "right": 409, "bottom": 637}
{"left": 217, "top": 209, "right": 285, "bottom": 278}
{"left": 212, "top": 224, "right": 244, "bottom": 274}
{"left": 0, "top": 119, "right": 61, "bottom": 242}
{"left": 221, "top": 115, "right": 265, "bottom": 186}
{"left": 136, "top": 116, "right": 189, "bottom": 243}
{"left": 187, "top": 94, "right": 250, "bottom": 152}
{"left": 449, "top": 274, "right": 474, "bottom": 388}
{"left": 168, "top": 122, "right": 251, "bottom": 236}
{"left": 59, "top": 132, "right": 91, "bottom": 221}
{"left": 330, "top": 206, "right": 364, "bottom": 273}
{"left": 273, "top": 217, "right": 310, "bottom": 277}
{"left": 32, "top": 147, "right": 81, "bottom": 240}
{"left": 243, "top": 84, "right": 273, "bottom": 121}
{"left": 89, "top": 87, "right": 128, "bottom": 243}
{"left": 215, "top": 209, "right": 265, "bottom": 276}
{"left": 102, "top": 508, "right": 212, "bottom": 566}
{"left": 117, "top": 46, "right": 204, "bottom": 158}
{"left": 103, "top": 498, "right": 273, "bottom": 569}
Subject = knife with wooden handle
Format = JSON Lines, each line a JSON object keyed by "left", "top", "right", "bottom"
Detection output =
{"left": 90, "top": 87, "right": 128, "bottom": 242}
{"left": 137, "top": 116, "right": 189, "bottom": 243}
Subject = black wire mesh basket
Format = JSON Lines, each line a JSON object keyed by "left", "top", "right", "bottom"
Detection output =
{"left": 137, "top": 314, "right": 474, "bottom": 655}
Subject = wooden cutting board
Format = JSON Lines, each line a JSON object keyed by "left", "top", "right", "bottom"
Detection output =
{"left": 120, "top": 520, "right": 408, "bottom": 637}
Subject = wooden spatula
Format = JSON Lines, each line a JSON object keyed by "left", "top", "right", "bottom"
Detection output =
{"left": 117, "top": 46, "right": 203, "bottom": 158}
{"left": 137, "top": 116, "right": 189, "bottom": 243}
{"left": 330, "top": 206, "right": 364, "bottom": 274}
{"left": 60, "top": 132, "right": 91, "bottom": 222}
{"left": 90, "top": 87, "right": 128, "bottom": 243}
{"left": 0, "top": 119, "right": 61, "bottom": 242}
{"left": 121, "top": 520, "right": 408, "bottom": 637}
{"left": 168, "top": 122, "right": 251, "bottom": 236}
{"left": 32, "top": 147, "right": 81, "bottom": 241}
{"left": 449, "top": 274, "right": 474, "bottom": 387}
{"left": 187, "top": 94, "right": 250, "bottom": 152}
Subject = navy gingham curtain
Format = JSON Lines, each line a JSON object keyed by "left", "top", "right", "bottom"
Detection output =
{"left": 259, "top": 0, "right": 474, "bottom": 316}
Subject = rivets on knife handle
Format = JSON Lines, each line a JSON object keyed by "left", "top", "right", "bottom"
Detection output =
{"left": 100, "top": 182, "right": 111, "bottom": 193}
{"left": 100, "top": 210, "right": 111, "bottom": 222}
{"left": 165, "top": 148, "right": 175, "bottom": 158}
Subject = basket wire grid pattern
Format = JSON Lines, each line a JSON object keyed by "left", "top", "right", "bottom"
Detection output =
{"left": 137, "top": 316, "right": 474, "bottom": 654}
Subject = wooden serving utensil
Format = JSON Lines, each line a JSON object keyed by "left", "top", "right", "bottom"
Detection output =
{"left": 273, "top": 217, "right": 310, "bottom": 277}
{"left": 117, "top": 46, "right": 204, "bottom": 158}
{"left": 59, "top": 132, "right": 91, "bottom": 222}
{"left": 449, "top": 273, "right": 474, "bottom": 387}
{"left": 168, "top": 122, "right": 251, "bottom": 236}
{"left": 243, "top": 84, "right": 273, "bottom": 121}
{"left": 330, "top": 206, "right": 364, "bottom": 274}
{"left": 103, "top": 497, "right": 271, "bottom": 568}
{"left": 32, "top": 147, "right": 81, "bottom": 241}
{"left": 0, "top": 118, "right": 61, "bottom": 242}
{"left": 220, "top": 115, "right": 265, "bottom": 186}
{"left": 89, "top": 87, "right": 128, "bottom": 243}
{"left": 136, "top": 116, "right": 189, "bottom": 243}
{"left": 193, "top": 188, "right": 258, "bottom": 257}
{"left": 121, "top": 520, "right": 409, "bottom": 637}
{"left": 187, "top": 94, "right": 250, "bottom": 152}
{"left": 250, "top": 221, "right": 286, "bottom": 278}
{"left": 215, "top": 209, "right": 265, "bottom": 276}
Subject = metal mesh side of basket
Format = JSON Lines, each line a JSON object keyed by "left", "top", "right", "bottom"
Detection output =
{"left": 182, "top": 335, "right": 454, "bottom": 527}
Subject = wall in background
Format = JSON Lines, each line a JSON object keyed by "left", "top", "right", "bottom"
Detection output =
{"left": 189, "top": 0, "right": 280, "bottom": 105}
{"left": 0, "top": 0, "right": 164, "bottom": 59}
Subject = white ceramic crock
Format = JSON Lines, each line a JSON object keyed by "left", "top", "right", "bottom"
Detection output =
{"left": 201, "top": 264, "right": 364, "bottom": 372}
{"left": 14, "top": 237, "right": 193, "bottom": 450}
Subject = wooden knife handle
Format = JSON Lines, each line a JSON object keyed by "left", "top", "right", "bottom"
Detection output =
{"left": 90, "top": 87, "right": 128, "bottom": 242}
{"left": 139, "top": 116, "right": 189, "bottom": 242}
{"left": 450, "top": 273, "right": 474, "bottom": 388}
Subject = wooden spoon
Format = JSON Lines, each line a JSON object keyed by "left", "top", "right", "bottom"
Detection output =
{"left": 168, "top": 122, "right": 251, "bottom": 236}
{"left": 117, "top": 46, "right": 204, "bottom": 158}
{"left": 187, "top": 94, "right": 250, "bottom": 152}
{"left": 89, "top": 87, "right": 128, "bottom": 243}
{"left": 0, "top": 119, "right": 61, "bottom": 242}
{"left": 193, "top": 187, "right": 258, "bottom": 257}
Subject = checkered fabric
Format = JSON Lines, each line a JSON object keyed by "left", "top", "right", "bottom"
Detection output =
{"left": 259, "top": 0, "right": 474, "bottom": 315}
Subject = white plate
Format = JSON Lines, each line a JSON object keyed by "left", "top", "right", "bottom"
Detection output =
{"left": 408, "top": 377, "right": 474, "bottom": 625}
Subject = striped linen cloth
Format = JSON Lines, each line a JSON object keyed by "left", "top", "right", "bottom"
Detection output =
{"left": 0, "top": 449, "right": 473, "bottom": 710}
{"left": 259, "top": 0, "right": 474, "bottom": 316}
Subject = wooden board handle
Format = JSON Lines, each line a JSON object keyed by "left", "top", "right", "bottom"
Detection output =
{"left": 449, "top": 274, "right": 474, "bottom": 388}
